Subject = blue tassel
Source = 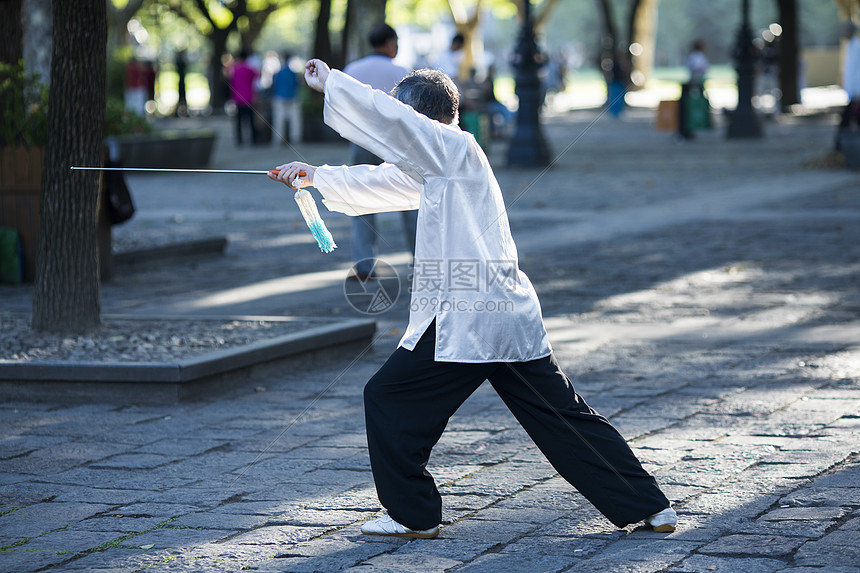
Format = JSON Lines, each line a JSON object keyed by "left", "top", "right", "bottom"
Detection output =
{"left": 294, "top": 188, "right": 337, "bottom": 254}
{"left": 307, "top": 219, "right": 337, "bottom": 253}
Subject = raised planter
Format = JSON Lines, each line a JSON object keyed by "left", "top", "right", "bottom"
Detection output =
{"left": 105, "top": 128, "right": 216, "bottom": 168}
{"left": 0, "top": 146, "right": 43, "bottom": 282}
{"left": 0, "top": 146, "right": 113, "bottom": 283}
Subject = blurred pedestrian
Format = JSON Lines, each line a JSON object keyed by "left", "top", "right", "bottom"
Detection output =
{"left": 141, "top": 60, "right": 157, "bottom": 112}
{"left": 271, "top": 52, "right": 302, "bottom": 145}
{"left": 482, "top": 64, "right": 514, "bottom": 138}
{"left": 228, "top": 49, "right": 260, "bottom": 146}
{"left": 124, "top": 57, "right": 146, "bottom": 116}
{"left": 175, "top": 50, "right": 187, "bottom": 116}
{"left": 435, "top": 33, "right": 465, "bottom": 82}
{"left": 678, "top": 39, "right": 710, "bottom": 140}
{"left": 343, "top": 23, "right": 414, "bottom": 280}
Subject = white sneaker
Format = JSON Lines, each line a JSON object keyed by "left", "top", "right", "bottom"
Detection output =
{"left": 360, "top": 514, "right": 439, "bottom": 539}
{"left": 645, "top": 507, "right": 677, "bottom": 532}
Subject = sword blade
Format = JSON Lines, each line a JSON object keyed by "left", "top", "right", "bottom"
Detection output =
{"left": 70, "top": 167, "right": 271, "bottom": 174}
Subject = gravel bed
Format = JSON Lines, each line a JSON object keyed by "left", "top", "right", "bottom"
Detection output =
{"left": 1, "top": 317, "right": 313, "bottom": 363}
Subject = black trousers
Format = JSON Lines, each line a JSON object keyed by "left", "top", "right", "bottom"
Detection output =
{"left": 836, "top": 98, "right": 859, "bottom": 151}
{"left": 235, "top": 105, "right": 257, "bottom": 145}
{"left": 364, "top": 323, "right": 670, "bottom": 531}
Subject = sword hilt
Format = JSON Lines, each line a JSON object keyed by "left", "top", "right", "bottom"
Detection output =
{"left": 269, "top": 169, "right": 308, "bottom": 189}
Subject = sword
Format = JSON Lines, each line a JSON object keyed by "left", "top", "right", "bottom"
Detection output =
{"left": 71, "top": 166, "right": 334, "bottom": 252}
{"left": 70, "top": 167, "right": 271, "bottom": 174}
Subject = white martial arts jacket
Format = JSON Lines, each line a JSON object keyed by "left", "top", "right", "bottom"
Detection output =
{"left": 314, "top": 69, "right": 552, "bottom": 363}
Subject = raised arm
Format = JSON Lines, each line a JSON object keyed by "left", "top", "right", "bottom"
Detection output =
{"left": 320, "top": 67, "right": 467, "bottom": 181}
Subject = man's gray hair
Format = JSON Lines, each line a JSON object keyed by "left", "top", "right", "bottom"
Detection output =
{"left": 391, "top": 69, "right": 459, "bottom": 125}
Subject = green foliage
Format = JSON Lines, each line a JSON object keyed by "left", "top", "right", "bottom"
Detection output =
{"left": 0, "top": 61, "right": 49, "bottom": 148}
{"left": 104, "top": 98, "right": 152, "bottom": 136}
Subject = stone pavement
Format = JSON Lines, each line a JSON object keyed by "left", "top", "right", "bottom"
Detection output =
{"left": 2, "top": 105, "right": 860, "bottom": 572}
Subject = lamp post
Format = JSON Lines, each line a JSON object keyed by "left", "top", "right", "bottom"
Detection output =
{"left": 506, "top": 0, "right": 551, "bottom": 167}
{"left": 727, "top": 0, "right": 763, "bottom": 138}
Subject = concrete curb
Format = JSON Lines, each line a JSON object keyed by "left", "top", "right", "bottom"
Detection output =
{"left": 0, "top": 316, "right": 376, "bottom": 404}
{"left": 113, "top": 236, "right": 228, "bottom": 267}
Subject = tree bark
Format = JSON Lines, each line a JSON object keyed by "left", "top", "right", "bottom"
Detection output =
{"left": 208, "top": 27, "right": 233, "bottom": 111}
{"left": 447, "top": 0, "right": 482, "bottom": 81}
{"left": 627, "top": 0, "right": 659, "bottom": 87}
{"left": 776, "top": 0, "right": 800, "bottom": 110}
{"left": 1, "top": 0, "right": 24, "bottom": 64}
{"left": 314, "top": 0, "right": 334, "bottom": 64}
{"left": 32, "top": 0, "right": 106, "bottom": 333}
{"left": 596, "top": 0, "right": 626, "bottom": 85}
{"left": 343, "top": 0, "right": 387, "bottom": 66}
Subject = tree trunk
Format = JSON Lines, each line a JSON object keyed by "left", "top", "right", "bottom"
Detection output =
{"left": 32, "top": 0, "right": 106, "bottom": 334}
{"left": 339, "top": 0, "right": 391, "bottom": 69}
{"left": 448, "top": 0, "right": 482, "bottom": 81}
{"left": 1, "top": 0, "right": 24, "bottom": 64}
{"left": 596, "top": 0, "right": 625, "bottom": 85}
{"left": 314, "top": 0, "right": 334, "bottom": 64}
{"left": 626, "top": 0, "right": 659, "bottom": 87}
{"left": 208, "top": 27, "right": 232, "bottom": 111}
{"left": 343, "top": 0, "right": 387, "bottom": 65}
{"left": 776, "top": 0, "right": 800, "bottom": 110}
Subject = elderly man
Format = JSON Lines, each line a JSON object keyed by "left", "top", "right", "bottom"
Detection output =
{"left": 271, "top": 59, "right": 677, "bottom": 539}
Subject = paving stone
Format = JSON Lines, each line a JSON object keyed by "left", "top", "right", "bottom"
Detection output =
{"left": 52, "top": 487, "right": 146, "bottom": 505}
{"left": 227, "top": 524, "right": 331, "bottom": 546}
{"left": 118, "top": 526, "right": 237, "bottom": 550}
{"left": 0, "top": 502, "right": 114, "bottom": 538}
{"left": 169, "top": 510, "right": 270, "bottom": 530}
{"left": 70, "top": 514, "right": 165, "bottom": 534}
{"left": 51, "top": 546, "right": 166, "bottom": 571}
{"left": 144, "top": 558, "right": 252, "bottom": 572}
{"left": 279, "top": 508, "right": 372, "bottom": 528}
{"left": 132, "top": 438, "right": 229, "bottom": 457}
{"left": 737, "top": 518, "right": 833, "bottom": 539}
{"left": 794, "top": 536, "right": 860, "bottom": 567}
{"left": 110, "top": 502, "right": 201, "bottom": 518}
{"left": 358, "top": 551, "right": 464, "bottom": 572}
{"left": 471, "top": 506, "right": 568, "bottom": 525}
{"left": 440, "top": 516, "right": 541, "bottom": 544}
{"left": 677, "top": 491, "right": 782, "bottom": 520}
{"left": 16, "top": 528, "right": 121, "bottom": 553}
{"left": 0, "top": 547, "right": 77, "bottom": 572}
{"left": 2, "top": 441, "right": 134, "bottom": 475}
{"left": 242, "top": 537, "right": 395, "bottom": 572}
{"left": 759, "top": 506, "right": 846, "bottom": 521}
{"left": 809, "top": 468, "right": 860, "bottom": 488}
{"left": 780, "top": 565, "right": 860, "bottom": 573}
{"left": 455, "top": 551, "right": 580, "bottom": 572}
{"left": 698, "top": 534, "right": 804, "bottom": 557}
{"left": 668, "top": 554, "right": 787, "bottom": 573}
{"left": 591, "top": 538, "right": 703, "bottom": 563}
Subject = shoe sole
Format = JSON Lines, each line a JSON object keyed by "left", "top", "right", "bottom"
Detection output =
{"left": 361, "top": 528, "right": 439, "bottom": 539}
{"left": 652, "top": 524, "right": 676, "bottom": 533}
